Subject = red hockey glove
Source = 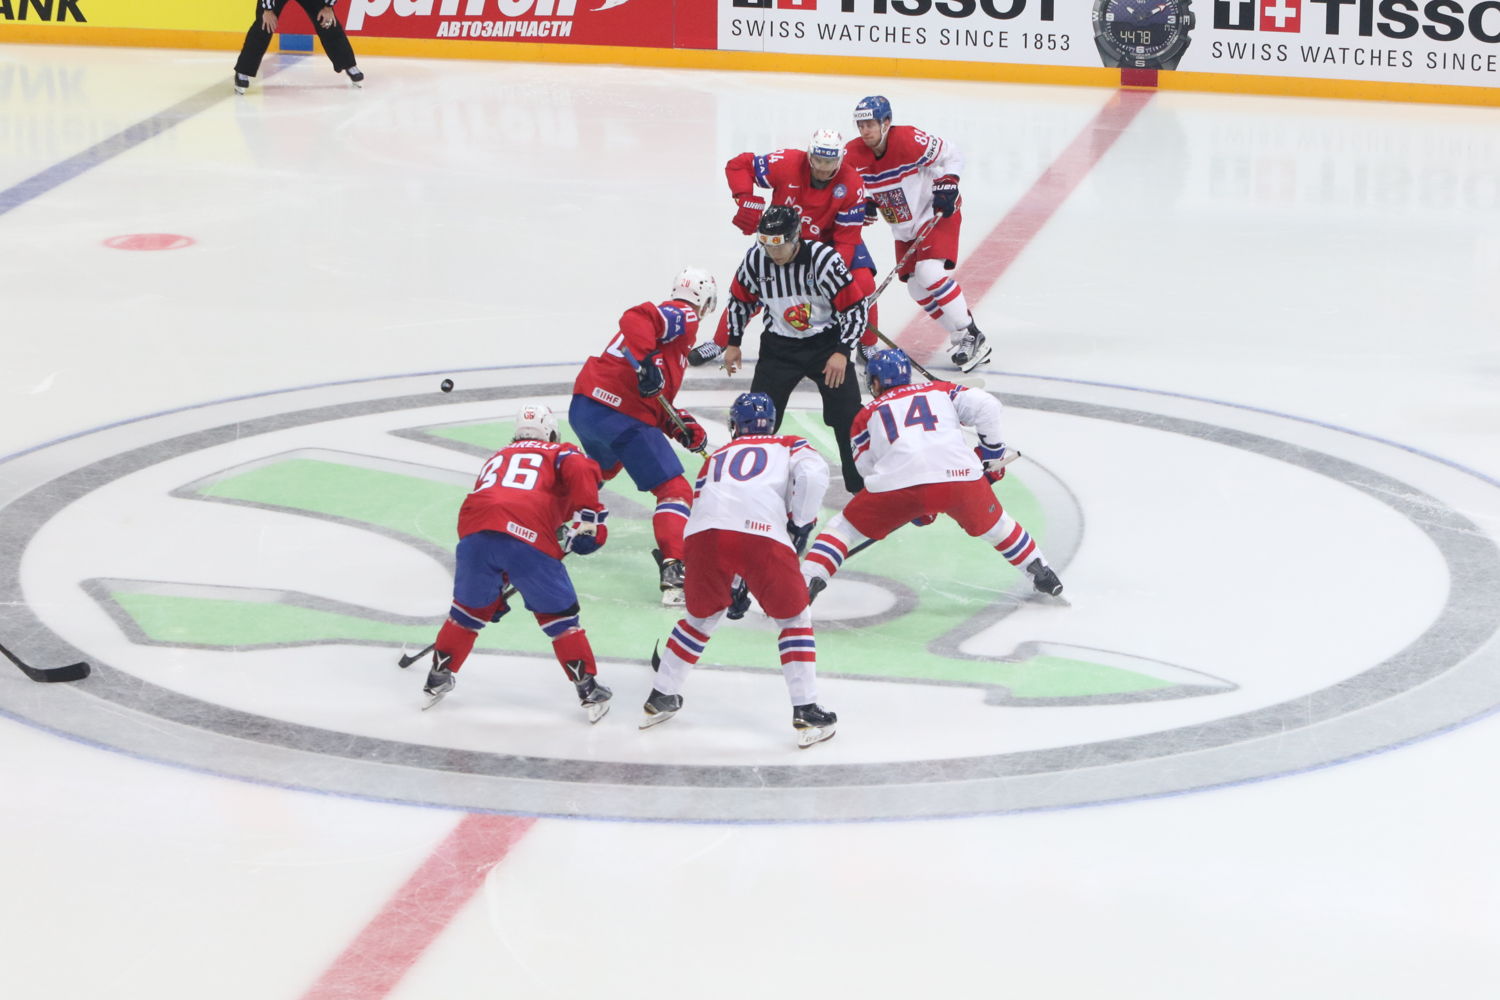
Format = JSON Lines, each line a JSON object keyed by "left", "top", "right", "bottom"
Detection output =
{"left": 670, "top": 410, "right": 708, "bottom": 452}
{"left": 932, "top": 175, "right": 960, "bottom": 218}
{"left": 975, "top": 442, "right": 1015, "bottom": 484}
{"left": 731, "top": 196, "right": 766, "bottom": 236}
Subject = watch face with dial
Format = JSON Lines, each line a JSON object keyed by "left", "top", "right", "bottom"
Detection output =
{"left": 1092, "top": 0, "right": 1194, "bottom": 68}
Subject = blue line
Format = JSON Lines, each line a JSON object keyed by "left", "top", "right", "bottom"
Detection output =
{"left": 0, "top": 57, "right": 292, "bottom": 219}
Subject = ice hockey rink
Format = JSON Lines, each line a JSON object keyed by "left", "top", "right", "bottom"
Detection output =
{"left": 3, "top": 41, "right": 1500, "bottom": 999}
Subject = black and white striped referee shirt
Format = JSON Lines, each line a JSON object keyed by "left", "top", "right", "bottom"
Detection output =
{"left": 723, "top": 241, "right": 868, "bottom": 355}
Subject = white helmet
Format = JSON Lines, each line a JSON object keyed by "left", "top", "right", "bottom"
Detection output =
{"left": 670, "top": 267, "right": 718, "bottom": 317}
{"left": 808, "top": 128, "right": 845, "bottom": 166}
{"left": 512, "top": 401, "right": 559, "bottom": 443}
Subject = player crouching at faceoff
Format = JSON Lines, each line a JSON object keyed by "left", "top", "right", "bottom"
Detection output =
{"left": 641, "top": 392, "right": 839, "bottom": 748}
{"left": 802, "top": 349, "right": 1064, "bottom": 601}
{"left": 569, "top": 268, "right": 718, "bottom": 606}
{"left": 422, "top": 402, "right": 614, "bottom": 722}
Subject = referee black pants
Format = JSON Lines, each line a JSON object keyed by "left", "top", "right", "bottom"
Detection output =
{"left": 235, "top": 0, "right": 358, "bottom": 77}
{"left": 750, "top": 328, "right": 865, "bottom": 494}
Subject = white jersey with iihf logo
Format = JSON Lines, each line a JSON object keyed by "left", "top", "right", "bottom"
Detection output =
{"left": 686, "top": 434, "right": 830, "bottom": 549}
{"left": 850, "top": 382, "right": 1006, "bottom": 493}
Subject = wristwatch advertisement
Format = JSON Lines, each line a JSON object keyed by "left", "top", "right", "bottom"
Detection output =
{"left": 1092, "top": 0, "right": 1196, "bottom": 71}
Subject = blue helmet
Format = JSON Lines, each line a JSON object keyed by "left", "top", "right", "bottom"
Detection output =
{"left": 728, "top": 392, "right": 777, "bottom": 437}
{"left": 853, "top": 95, "right": 892, "bottom": 125}
{"left": 866, "top": 349, "right": 912, "bottom": 394}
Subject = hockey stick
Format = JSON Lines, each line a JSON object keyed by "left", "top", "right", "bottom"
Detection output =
{"left": 0, "top": 641, "right": 90, "bottom": 683}
{"left": 867, "top": 214, "right": 942, "bottom": 308}
{"left": 866, "top": 324, "right": 985, "bottom": 389}
{"left": 621, "top": 350, "right": 709, "bottom": 459}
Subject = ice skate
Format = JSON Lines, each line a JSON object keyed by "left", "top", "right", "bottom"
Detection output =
{"left": 421, "top": 656, "right": 455, "bottom": 710}
{"left": 807, "top": 576, "right": 828, "bottom": 603}
{"left": 347, "top": 66, "right": 365, "bottom": 88}
{"left": 576, "top": 675, "right": 612, "bottom": 724}
{"left": 1026, "top": 558, "right": 1064, "bottom": 597}
{"left": 725, "top": 578, "right": 751, "bottom": 620}
{"left": 792, "top": 703, "right": 838, "bottom": 748}
{"left": 640, "top": 687, "right": 683, "bottom": 730}
{"left": 950, "top": 324, "right": 992, "bottom": 373}
{"left": 653, "top": 548, "right": 686, "bottom": 607}
{"left": 233, "top": 73, "right": 250, "bottom": 95}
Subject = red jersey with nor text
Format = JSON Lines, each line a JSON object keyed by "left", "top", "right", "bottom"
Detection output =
{"left": 725, "top": 148, "right": 868, "bottom": 267}
{"left": 572, "top": 299, "right": 702, "bottom": 432}
{"left": 457, "top": 440, "right": 603, "bottom": 558}
{"left": 843, "top": 126, "right": 964, "bottom": 243}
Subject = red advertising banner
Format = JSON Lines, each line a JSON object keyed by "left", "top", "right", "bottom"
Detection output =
{"left": 342, "top": 0, "right": 715, "bottom": 49}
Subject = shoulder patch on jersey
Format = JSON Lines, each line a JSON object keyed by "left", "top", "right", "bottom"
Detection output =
{"left": 656, "top": 303, "right": 690, "bottom": 344}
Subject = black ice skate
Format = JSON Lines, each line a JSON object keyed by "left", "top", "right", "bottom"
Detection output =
{"left": 347, "top": 66, "right": 365, "bottom": 88}
{"left": 1026, "top": 558, "right": 1064, "bottom": 597}
{"left": 639, "top": 687, "right": 684, "bottom": 730}
{"left": 792, "top": 703, "right": 838, "bottom": 748}
{"left": 807, "top": 576, "right": 828, "bottom": 604}
{"left": 950, "top": 323, "right": 992, "bottom": 373}
{"left": 653, "top": 548, "right": 686, "bottom": 607}
{"left": 421, "top": 655, "right": 456, "bottom": 710}
{"left": 233, "top": 73, "right": 250, "bottom": 95}
{"left": 575, "top": 675, "right": 613, "bottom": 724}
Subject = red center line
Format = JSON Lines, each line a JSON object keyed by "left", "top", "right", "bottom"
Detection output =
{"left": 299, "top": 813, "right": 536, "bottom": 1000}
{"left": 894, "top": 88, "right": 1157, "bottom": 364}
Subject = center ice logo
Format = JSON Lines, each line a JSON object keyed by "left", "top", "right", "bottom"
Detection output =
{"left": 3, "top": 368, "right": 1498, "bottom": 822}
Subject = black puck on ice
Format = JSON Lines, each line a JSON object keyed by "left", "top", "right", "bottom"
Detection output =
{"left": 440, "top": 379, "right": 454, "bottom": 393}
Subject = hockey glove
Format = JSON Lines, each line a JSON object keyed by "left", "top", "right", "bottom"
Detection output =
{"left": 565, "top": 508, "right": 609, "bottom": 555}
{"left": 787, "top": 517, "right": 816, "bottom": 555}
{"left": 909, "top": 513, "right": 938, "bottom": 527}
{"left": 932, "top": 175, "right": 960, "bottom": 218}
{"left": 670, "top": 410, "right": 708, "bottom": 452}
{"left": 974, "top": 442, "right": 1015, "bottom": 484}
{"left": 726, "top": 577, "right": 752, "bottom": 621}
{"left": 687, "top": 342, "right": 725, "bottom": 368}
{"left": 863, "top": 198, "right": 880, "bottom": 226}
{"left": 731, "top": 196, "right": 766, "bottom": 236}
{"left": 635, "top": 353, "right": 665, "bottom": 398}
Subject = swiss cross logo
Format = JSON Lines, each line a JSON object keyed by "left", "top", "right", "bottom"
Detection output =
{"left": 1259, "top": 0, "right": 1301, "bottom": 31}
{"left": 783, "top": 302, "right": 812, "bottom": 331}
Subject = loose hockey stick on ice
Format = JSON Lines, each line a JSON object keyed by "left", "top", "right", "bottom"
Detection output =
{"left": 0, "top": 641, "right": 90, "bottom": 683}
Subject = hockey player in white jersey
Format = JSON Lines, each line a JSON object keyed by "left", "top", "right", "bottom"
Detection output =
{"left": 640, "top": 392, "right": 839, "bottom": 748}
{"left": 803, "top": 349, "right": 1063, "bottom": 599}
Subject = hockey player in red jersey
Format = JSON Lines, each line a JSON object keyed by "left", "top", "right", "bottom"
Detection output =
{"left": 712, "top": 129, "right": 882, "bottom": 361}
{"left": 844, "top": 96, "right": 992, "bottom": 374}
{"left": 569, "top": 268, "right": 717, "bottom": 606}
{"left": 802, "top": 349, "right": 1063, "bottom": 601}
{"left": 422, "top": 402, "right": 614, "bottom": 722}
{"left": 640, "top": 392, "right": 839, "bottom": 748}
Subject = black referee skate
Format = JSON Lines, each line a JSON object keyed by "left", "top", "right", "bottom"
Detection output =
{"left": 640, "top": 687, "right": 684, "bottom": 730}
{"left": 347, "top": 66, "right": 365, "bottom": 88}
{"left": 950, "top": 323, "right": 992, "bottom": 373}
{"left": 575, "top": 675, "right": 612, "bottom": 724}
{"left": 233, "top": 72, "right": 250, "bottom": 95}
{"left": 1026, "top": 558, "right": 1064, "bottom": 597}
{"left": 792, "top": 703, "right": 837, "bottom": 748}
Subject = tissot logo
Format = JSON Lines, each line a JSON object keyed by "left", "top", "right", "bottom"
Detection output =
{"left": 1214, "top": 0, "right": 1500, "bottom": 40}
{"left": 731, "top": 0, "right": 1055, "bottom": 19}
{"left": 2, "top": 367, "right": 1498, "bottom": 822}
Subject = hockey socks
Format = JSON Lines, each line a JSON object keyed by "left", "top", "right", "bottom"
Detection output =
{"left": 775, "top": 612, "right": 818, "bottom": 706}
{"left": 981, "top": 513, "right": 1040, "bottom": 567}
{"left": 651, "top": 477, "right": 692, "bottom": 562}
{"left": 537, "top": 611, "right": 598, "bottom": 679}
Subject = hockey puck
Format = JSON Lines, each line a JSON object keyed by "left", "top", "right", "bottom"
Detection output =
{"left": 440, "top": 379, "right": 454, "bottom": 393}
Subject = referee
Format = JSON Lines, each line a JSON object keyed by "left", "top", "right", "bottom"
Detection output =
{"left": 721, "top": 205, "right": 869, "bottom": 493}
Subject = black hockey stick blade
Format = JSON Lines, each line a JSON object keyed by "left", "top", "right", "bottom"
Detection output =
{"left": 0, "top": 642, "right": 90, "bottom": 683}
{"left": 397, "top": 643, "right": 435, "bottom": 669}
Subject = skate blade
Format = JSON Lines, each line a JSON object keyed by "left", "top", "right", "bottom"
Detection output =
{"left": 660, "top": 587, "right": 685, "bottom": 607}
{"left": 796, "top": 724, "right": 836, "bottom": 749}
{"left": 421, "top": 689, "right": 450, "bottom": 710}
{"left": 639, "top": 709, "right": 677, "bottom": 730}
{"left": 959, "top": 345, "right": 993, "bottom": 374}
{"left": 586, "top": 700, "right": 611, "bottom": 724}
